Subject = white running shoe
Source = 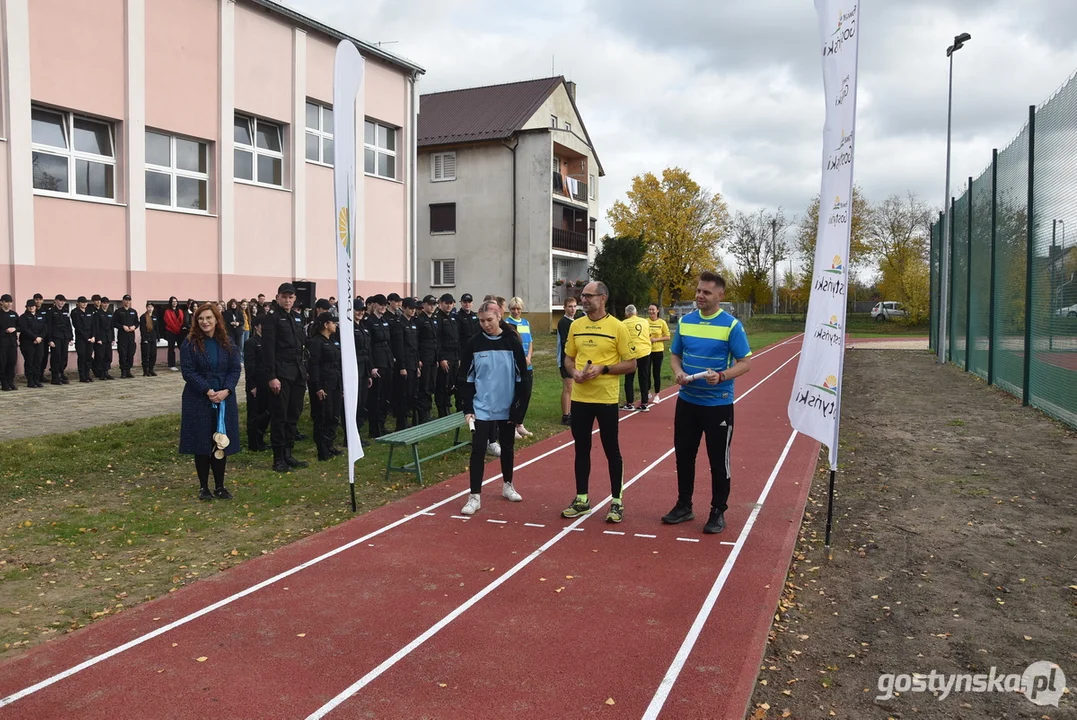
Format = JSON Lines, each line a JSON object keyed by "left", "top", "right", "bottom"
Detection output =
{"left": 487, "top": 441, "right": 501, "bottom": 457}
{"left": 515, "top": 427, "right": 525, "bottom": 440}
{"left": 502, "top": 482, "right": 522, "bottom": 502}
{"left": 461, "top": 493, "right": 481, "bottom": 515}
{"left": 518, "top": 425, "right": 533, "bottom": 437}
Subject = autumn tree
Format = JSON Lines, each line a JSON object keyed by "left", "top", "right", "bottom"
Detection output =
{"left": 606, "top": 167, "right": 731, "bottom": 308}
{"left": 867, "top": 192, "right": 934, "bottom": 322}
{"left": 589, "top": 235, "right": 652, "bottom": 317}
{"left": 726, "top": 208, "right": 791, "bottom": 312}
{"left": 795, "top": 185, "right": 870, "bottom": 299}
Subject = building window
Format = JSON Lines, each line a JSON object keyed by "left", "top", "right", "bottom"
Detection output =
{"left": 145, "top": 130, "right": 210, "bottom": 212}
{"left": 364, "top": 120, "right": 397, "bottom": 180}
{"left": 553, "top": 156, "right": 560, "bottom": 174}
{"left": 430, "top": 203, "right": 456, "bottom": 234}
{"left": 431, "top": 151, "right": 456, "bottom": 182}
{"left": 589, "top": 174, "right": 595, "bottom": 200}
{"left": 234, "top": 114, "right": 283, "bottom": 187}
{"left": 31, "top": 106, "right": 116, "bottom": 200}
{"left": 432, "top": 259, "right": 455, "bottom": 287}
{"left": 565, "top": 122, "right": 572, "bottom": 132}
{"left": 550, "top": 115, "right": 557, "bottom": 128}
{"left": 305, "top": 102, "right": 334, "bottom": 166}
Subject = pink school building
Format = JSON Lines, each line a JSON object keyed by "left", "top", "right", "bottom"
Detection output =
{"left": 0, "top": 0, "right": 423, "bottom": 306}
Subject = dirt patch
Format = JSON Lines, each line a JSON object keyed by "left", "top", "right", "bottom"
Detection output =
{"left": 751, "top": 349, "right": 1077, "bottom": 719}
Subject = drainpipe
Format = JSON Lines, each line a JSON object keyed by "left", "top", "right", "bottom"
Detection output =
{"left": 503, "top": 136, "right": 519, "bottom": 297}
{"left": 409, "top": 73, "right": 420, "bottom": 295}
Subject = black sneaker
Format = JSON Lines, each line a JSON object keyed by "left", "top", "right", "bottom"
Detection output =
{"left": 661, "top": 504, "right": 694, "bottom": 524}
{"left": 214, "top": 487, "right": 233, "bottom": 500}
{"left": 198, "top": 487, "right": 213, "bottom": 501}
{"left": 636, "top": 404, "right": 649, "bottom": 412}
{"left": 704, "top": 508, "right": 726, "bottom": 534}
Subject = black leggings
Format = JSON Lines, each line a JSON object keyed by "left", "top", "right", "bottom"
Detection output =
{"left": 194, "top": 454, "right": 228, "bottom": 490}
{"left": 624, "top": 354, "right": 651, "bottom": 406}
{"left": 570, "top": 401, "right": 622, "bottom": 498}
{"left": 469, "top": 419, "right": 517, "bottom": 493}
{"left": 650, "top": 351, "right": 664, "bottom": 393}
{"left": 673, "top": 398, "right": 734, "bottom": 512}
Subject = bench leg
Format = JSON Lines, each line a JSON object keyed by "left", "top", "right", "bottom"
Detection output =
{"left": 413, "top": 443, "right": 423, "bottom": 485}
{"left": 385, "top": 445, "right": 395, "bottom": 483}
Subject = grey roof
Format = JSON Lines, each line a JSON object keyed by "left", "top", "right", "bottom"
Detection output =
{"left": 417, "top": 77, "right": 563, "bottom": 147}
{"left": 248, "top": 0, "right": 424, "bottom": 75}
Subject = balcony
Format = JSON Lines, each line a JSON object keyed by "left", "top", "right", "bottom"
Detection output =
{"left": 553, "top": 227, "right": 588, "bottom": 254}
{"left": 552, "top": 284, "right": 584, "bottom": 306}
{"left": 553, "top": 172, "right": 588, "bottom": 204}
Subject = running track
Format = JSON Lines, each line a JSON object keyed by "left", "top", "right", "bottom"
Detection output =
{"left": 0, "top": 336, "right": 819, "bottom": 719}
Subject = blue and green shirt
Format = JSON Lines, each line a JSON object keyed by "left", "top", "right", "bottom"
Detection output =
{"left": 670, "top": 309, "right": 751, "bottom": 406}
{"left": 504, "top": 316, "right": 532, "bottom": 369}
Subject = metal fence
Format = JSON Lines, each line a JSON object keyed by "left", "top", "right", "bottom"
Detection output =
{"left": 931, "top": 73, "right": 1077, "bottom": 429}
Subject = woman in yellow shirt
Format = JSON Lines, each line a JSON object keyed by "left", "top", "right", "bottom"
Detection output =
{"left": 647, "top": 304, "right": 671, "bottom": 401}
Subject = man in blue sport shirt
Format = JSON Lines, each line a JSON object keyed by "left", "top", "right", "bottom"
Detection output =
{"left": 663, "top": 271, "right": 752, "bottom": 534}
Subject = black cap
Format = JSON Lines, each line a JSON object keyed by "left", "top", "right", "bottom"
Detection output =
{"left": 77, "top": 296, "right": 88, "bottom": 303}
{"left": 370, "top": 294, "right": 387, "bottom": 305}
{"left": 315, "top": 298, "right": 332, "bottom": 310}
{"left": 55, "top": 294, "right": 66, "bottom": 302}
{"left": 0, "top": 294, "right": 12, "bottom": 302}
{"left": 122, "top": 294, "right": 132, "bottom": 301}
{"left": 33, "top": 293, "right": 43, "bottom": 300}
{"left": 101, "top": 297, "right": 110, "bottom": 304}
{"left": 422, "top": 294, "right": 437, "bottom": 305}
{"left": 387, "top": 292, "right": 402, "bottom": 302}
{"left": 25, "top": 298, "right": 36, "bottom": 307}
{"left": 439, "top": 293, "right": 455, "bottom": 303}
{"left": 278, "top": 282, "right": 296, "bottom": 295}
{"left": 461, "top": 293, "right": 473, "bottom": 302}
{"left": 91, "top": 294, "right": 101, "bottom": 302}
{"left": 314, "top": 311, "right": 336, "bottom": 327}
{"left": 354, "top": 296, "right": 365, "bottom": 308}
{"left": 249, "top": 314, "right": 263, "bottom": 328}
{"left": 403, "top": 297, "right": 420, "bottom": 309}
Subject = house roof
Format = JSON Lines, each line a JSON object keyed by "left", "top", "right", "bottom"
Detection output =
{"left": 249, "top": 0, "right": 424, "bottom": 76}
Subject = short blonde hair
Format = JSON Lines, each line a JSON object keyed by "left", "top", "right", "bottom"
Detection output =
{"left": 508, "top": 296, "right": 524, "bottom": 311}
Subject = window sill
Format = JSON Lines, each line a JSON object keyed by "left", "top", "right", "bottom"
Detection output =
{"left": 430, "top": 231, "right": 456, "bottom": 236}
{"left": 431, "top": 285, "right": 455, "bottom": 289}
{"left": 234, "top": 178, "right": 291, "bottom": 193}
{"left": 306, "top": 159, "right": 334, "bottom": 169}
{"left": 431, "top": 177, "right": 456, "bottom": 183}
{"left": 33, "top": 190, "right": 126, "bottom": 207}
{"left": 364, "top": 172, "right": 403, "bottom": 184}
{"left": 147, "top": 205, "right": 218, "bottom": 218}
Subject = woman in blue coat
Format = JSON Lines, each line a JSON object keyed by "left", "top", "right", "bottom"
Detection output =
{"left": 180, "top": 303, "right": 242, "bottom": 501}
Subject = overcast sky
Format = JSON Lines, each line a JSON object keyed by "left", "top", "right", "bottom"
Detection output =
{"left": 285, "top": 0, "right": 1077, "bottom": 243}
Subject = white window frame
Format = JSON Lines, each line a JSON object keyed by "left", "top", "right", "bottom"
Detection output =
{"left": 364, "top": 119, "right": 399, "bottom": 180}
{"left": 31, "top": 106, "right": 117, "bottom": 202}
{"left": 550, "top": 115, "right": 558, "bottom": 128}
{"left": 589, "top": 173, "right": 595, "bottom": 200}
{"left": 565, "top": 121, "right": 572, "bottom": 132}
{"left": 305, "top": 101, "right": 334, "bottom": 167}
{"left": 234, "top": 113, "right": 284, "bottom": 188}
{"left": 432, "top": 259, "right": 456, "bottom": 288}
{"left": 431, "top": 151, "right": 456, "bottom": 182}
{"left": 145, "top": 130, "right": 211, "bottom": 214}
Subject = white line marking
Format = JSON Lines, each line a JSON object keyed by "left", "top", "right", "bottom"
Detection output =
{"left": 450, "top": 516, "right": 469, "bottom": 521}
{"left": 675, "top": 538, "right": 700, "bottom": 543}
{"left": 634, "top": 534, "right": 657, "bottom": 539}
{"left": 0, "top": 337, "right": 804, "bottom": 710}
{"left": 603, "top": 531, "right": 625, "bottom": 536}
{"left": 523, "top": 523, "right": 545, "bottom": 528}
{"left": 642, "top": 429, "right": 799, "bottom": 719}
{"left": 569, "top": 527, "right": 584, "bottom": 532}
{"left": 420, "top": 512, "right": 435, "bottom": 516}
{"left": 305, "top": 447, "right": 679, "bottom": 720}
{"left": 719, "top": 541, "right": 736, "bottom": 546}
{"left": 486, "top": 519, "right": 507, "bottom": 524}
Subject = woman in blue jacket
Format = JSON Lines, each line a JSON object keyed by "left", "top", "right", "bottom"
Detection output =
{"left": 180, "top": 303, "right": 241, "bottom": 501}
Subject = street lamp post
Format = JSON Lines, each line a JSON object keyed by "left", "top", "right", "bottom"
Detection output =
{"left": 938, "top": 32, "right": 972, "bottom": 364}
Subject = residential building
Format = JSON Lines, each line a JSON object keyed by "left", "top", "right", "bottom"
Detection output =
{"left": 0, "top": 0, "right": 423, "bottom": 310}
{"left": 416, "top": 77, "right": 603, "bottom": 331}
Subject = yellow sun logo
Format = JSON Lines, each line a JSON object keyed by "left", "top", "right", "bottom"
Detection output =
{"left": 830, "top": 315, "right": 838, "bottom": 325}
{"left": 823, "top": 374, "right": 838, "bottom": 389}
{"left": 338, "top": 207, "right": 349, "bottom": 248}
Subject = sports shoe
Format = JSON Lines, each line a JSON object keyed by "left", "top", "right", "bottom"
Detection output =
{"left": 515, "top": 427, "right": 525, "bottom": 440}
{"left": 518, "top": 426, "right": 533, "bottom": 437}
{"left": 605, "top": 501, "right": 623, "bottom": 523}
{"left": 704, "top": 508, "right": 726, "bottom": 534}
{"left": 621, "top": 403, "right": 635, "bottom": 411}
{"left": 636, "top": 404, "right": 649, "bottom": 412}
{"left": 198, "top": 487, "right": 213, "bottom": 501}
{"left": 561, "top": 498, "right": 591, "bottom": 518}
{"left": 170, "top": 366, "right": 180, "bottom": 372}
{"left": 214, "top": 486, "right": 233, "bottom": 500}
{"left": 487, "top": 442, "right": 502, "bottom": 457}
{"left": 661, "top": 504, "right": 695, "bottom": 524}
{"left": 502, "top": 482, "right": 522, "bottom": 502}
{"left": 461, "top": 493, "right": 481, "bottom": 515}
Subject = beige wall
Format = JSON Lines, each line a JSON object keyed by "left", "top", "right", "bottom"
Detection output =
{"left": 146, "top": 0, "right": 219, "bottom": 142}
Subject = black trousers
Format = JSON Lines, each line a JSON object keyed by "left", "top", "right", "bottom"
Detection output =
{"left": 0, "top": 343, "right": 16, "bottom": 386}
{"left": 650, "top": 351, "right": 664, "bottom": 394}
{"left": 366, "top": 365, "right": 391, "bottom": 437}
{"left": 20, "top": 343, "right": 43, "bottom": 384}
{"left": 38, "top": 341, "right": 50, "bottom": 380}
{"left": 93, "top": 340, "right": 113, "bottom": 377}
{"left": 166, "top": 332, "right": 181, "bottom": 368}
{"left": 75, "top": 338, "right": 93, "bottom": 379}
{"left": 352, "top": 367, "right": 370, "bottom": 434}
{"left": 268, "top": 376, "right": 306, "bottom": 449}
{"left": 141, "top": 339, "right": 157, "bottom": 371}
{"left": 470, "top": 419, "right": 517, "bottom": 494}
{"left": 246, "top": 386, "right": 270, "bottom": 447}
{"left": 674, "top": 398, "right": 734, "bottom": 513}
{"left": 49, "top": 341, "right": 69, "bottom": 377}
{"left": 570, "top": 401, "right": 623, "bottom": 498}
{"left": 117, "top": 333, "right": 136, "bottom": 372}
{"left": 392, "top": 367, "right": 418, "bottom": 429}
{"left": 624, "top": 354, "right": 651, "bottom": 406}
{"left": 416, "top": 357, "right": 437, "bottom": 423}
{"left": 194, "top": 454, "right": 227, "bottom": 490}
{"left": 311, "top": 380, "right": 342, "bottom": 451}
{"left": 435, "top": 359, "right": 459, "bottom": 417}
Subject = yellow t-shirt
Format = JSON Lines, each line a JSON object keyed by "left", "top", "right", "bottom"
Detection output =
{"left": 622, "top": 316, "right": 653, "bottom": 360}
{"left": 565, "top": 313, "right": 635, "bottom": 405}
{"left": 647, "top": 318, "right": 670, "bottom": 353}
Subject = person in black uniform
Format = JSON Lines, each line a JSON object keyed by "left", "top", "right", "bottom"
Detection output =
{"left": 18, "top": 298, "right": 46, "bottom": 388}
{"left": 71, "top": 296, "right": 96, "bottom": 383}
{"left": 262, "top": 282, "right": 309, "bottom": 472}
{"left": 351, "top": 297, "right": 373, "bottom": 447}
{"left": 89, "top": 294, "right": 102, "bottom": 375}
{"left": 0, "top": 294, "right": 18, "bottom": 391}
{"left": 139, "top": 300, "right": 159, "bottom": 376}
{"left": 33, "top": 294, "right": 49, "bottom": 382}
{"left": 114, "top": 294, "right": 139, "bottom": 378}
{"left": 93, "top": 297, "right": 116, "bottom": 380}
{"left": 414, "top": 294, "right": 440, "bottom": 424}
{"left": 391, "top": 297, "right": 421, "bottom": 430}
{"left": 47, "top": 294, "right": 72, "bottom": 384}
{"left": 435, "top": 293, "right": 460, "bottom": 417}
{"left": 243, "top": 315, "right": 271, "bottom": 451}
{"left": 456, "top": 293, "right": 480, "bottom": 348}
{"left": 362, "top": 294, "right": 393, "bottom": 438}
{"left": 308, "top": 312, "right": 343, "bottom": 460}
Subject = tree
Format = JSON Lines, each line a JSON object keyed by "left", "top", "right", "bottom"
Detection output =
{"left": 589, "top": 235, "right": 652, "bottom": 317}
{"left": 795, "top": 185, "right": 870, "bottom": 300}
{"left": 727, "top": 208, "right": 791, "bottom": 312}
{"left": 867, "top": 192, "right": 934, "bottom": 322}
{"left": 606, "top": 167, "right": 731, "bottom": 308}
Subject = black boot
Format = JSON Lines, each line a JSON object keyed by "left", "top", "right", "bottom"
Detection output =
{"left": 272, "top": 448, "right": 290, "bottom": 473}
{"left": 284, "top": 448, "right": 308, "bottom": 468}
{"left": 51, "top": 374, "right": 63, "bottom": 385}
{"left": 316, "top": 443, "right": 331, "bottom": 461}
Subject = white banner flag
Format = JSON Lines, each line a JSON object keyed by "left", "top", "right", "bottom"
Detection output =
{"left": 334, "top": 41, "right": 365, "bottom": 476}
{"left": 787, "top": 1, "right": 860, "bottom": 469}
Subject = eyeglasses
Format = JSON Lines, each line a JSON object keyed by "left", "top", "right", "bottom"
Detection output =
{"left": 580, "top": 293, "right": 603, "bottom": 299}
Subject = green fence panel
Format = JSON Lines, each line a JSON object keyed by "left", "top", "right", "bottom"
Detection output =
{"left": 969, "top": 168, "right": 993, "bottom": 379}
{"left": 952, "top": 190, "right": 970, "bottom": 370}
{"left": 930, "top": 219, "right": 939, "bottom": 353}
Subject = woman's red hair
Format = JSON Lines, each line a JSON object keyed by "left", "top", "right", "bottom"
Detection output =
{"left": 187, "top": 302, "right": 232, "bottom": 352}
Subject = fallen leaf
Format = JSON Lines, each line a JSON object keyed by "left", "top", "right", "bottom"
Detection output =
{"left": 297, "top": 633, "right": 306, "bottom": 638}
{"left": 196, "top": 656, "right": 208, "bottom": 662}
{"left": 605, "top": 698, "right": 615, "bottom": 706}
{"left": 1024, "top": 635, "right": 1032, "bottom": 641}
{"left": 230, "top": 550, "right": 238, "bottom": 556}
{"left": 171, "top": 643, "right": 178, "bottom": 648}
{"left": 566, "top": 575, "right": 574, "bottom": 579}
{"left": 555, "top": 587, "right": 565, "bottom": 593}
{"left": 438, "top": 683, "right": 447, "bottom": 688}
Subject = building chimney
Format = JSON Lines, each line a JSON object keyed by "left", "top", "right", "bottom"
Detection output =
{"left": 565, "top": 80, "right": 576, "bottom": 102}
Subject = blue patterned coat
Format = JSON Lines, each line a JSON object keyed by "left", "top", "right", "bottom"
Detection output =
{"left": 179, "top": 337, "right": 241, "bottom": 456}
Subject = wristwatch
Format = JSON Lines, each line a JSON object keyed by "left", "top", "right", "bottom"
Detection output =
{"left": 601, "top": 365, "right": 610, "bottom": 375}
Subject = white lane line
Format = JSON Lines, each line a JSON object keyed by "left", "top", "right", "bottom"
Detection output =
{"left": 719, "top": 541, "right": 736, "bottom": 546}
{"left": 486, "top": 519, "right": 507, "bottom": 525}
{"left": 634, "top": 534, "right": 657, "bottom": 539}
{"left": 642, "top": 429, "right": 799, "bottom": 720}
{"left": 603, "top": 531, "right": 626, "bottom": 536}
{"left": 675, "top": 538, "right": 700, "bottom": 543}
{"left": 523, "top": 523, "right": 545, "bottom": 528}
{"left": 450, "top": 516, "right": 470, "bottom": 521}
{"left": 305, "top": 447, "right": 678, "bottom": 720}
{"left": 420, "top": 512, "right": 435, "bottom": 517}
{"left": 0, "top": 337, "right": 805, "bottom": 711}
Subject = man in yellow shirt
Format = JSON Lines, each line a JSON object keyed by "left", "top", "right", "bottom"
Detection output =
{"left": 621, "top": 305, "right": 654, "bottom": 412}
{"left": 647, "top": 304, "right": 671, "bottom": 401}
{"left": 562, "top": 281, "right": 637, "bottom": 522}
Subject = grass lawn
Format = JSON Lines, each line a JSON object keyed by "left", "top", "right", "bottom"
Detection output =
{"left": 0, "top": 327, "right": 792, "bottom": 657}
{"left": 743, "top": 312, "right": 928, "bottom": 339}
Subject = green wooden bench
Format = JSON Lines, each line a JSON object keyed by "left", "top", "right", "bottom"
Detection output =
{"left": 375, "top": 412, "right": 470, "bottom": 485}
